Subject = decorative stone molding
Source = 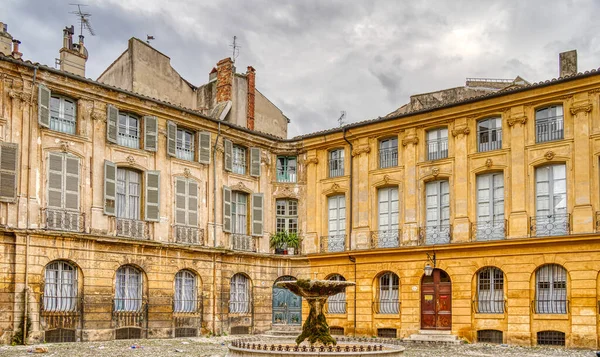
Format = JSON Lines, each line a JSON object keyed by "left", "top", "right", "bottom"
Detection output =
{"left": 351, "top": 146, "right": 371, "bottom": 157}
{"left": 570, "top": 103, "right": 592, "bottom": 115}
{"left": 305, "top": 157, "right": 319, "bottom": 165}
{"left": 59, "top": 140, "right": 70, "bottom": 152}
{"left": 91, "top": 109, "right": 105, "bottom": 122}
{"left": 126, "top": 155, "right": 136, "bottom": 165}
{"left": 331, "top": 183, "right": 340, "bottom": 191}
{"left": 274, "top": 186, "right": 300, "bottom": 199}
{"left": 183, "top": 168, "right": 191, "bottom": 177}
{"left": 214, "top": 142, "right": 224, "bottom": 153}
{"left": 230, "top": 181, "right": 252, "bottom": 193}
{"left": 431, "top": 167, "right": 440, "bottom": 178}
{"left": 9, "top": 90, "right": 30, "bottom": 103}
{"left": 383, "top": 175, "right": 390, "bottom": 185}
{"left": 485, "top": 158, "right": 493, "bottom": 168}
{"left": 451, "top": 126, "right": 470, "bottom": 137}
{"left": 544, "top": 151, "right": 555, "bottom": 161}
{"left": 260, "top": 151, "right": 271, "bottom": 166}
{"left": 507, "top": 115, "right": 527, "bottom": 127}
{"left": 402, "top": 136, "right": 419, "bottom": 146}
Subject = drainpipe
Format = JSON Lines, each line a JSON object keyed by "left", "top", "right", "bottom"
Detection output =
{"left": 342, "top": 128, "right": 353, "bottom": 249}
{"left": 211, "top": 123, "right": 221, "bottom": 334}
{"left": 349, "top": 255, "right": 356, "bottom": 337}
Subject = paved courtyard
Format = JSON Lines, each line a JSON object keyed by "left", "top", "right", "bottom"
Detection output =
{"left": 0, "top": 336, "right": 596, "bottom": 357}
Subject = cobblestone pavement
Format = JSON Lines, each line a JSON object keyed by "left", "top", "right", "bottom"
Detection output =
{"left": 0, "top": 336, "right": 597, "bottom": 357}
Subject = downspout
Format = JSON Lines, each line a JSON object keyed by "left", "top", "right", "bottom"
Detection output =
{"left": 349, "top": 255, "right": 356, "bottom": 337}
{"left": 211, "top": 123, "right": 221, "bottom": 334}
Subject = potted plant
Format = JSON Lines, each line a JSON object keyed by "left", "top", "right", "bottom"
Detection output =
{"left": 286, "top": 232, "right": 300, "bottom": 255}
{"left": 269, "top": 231, "right": 286, "bottom": 254}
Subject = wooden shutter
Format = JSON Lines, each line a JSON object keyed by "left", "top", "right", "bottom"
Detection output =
{"left": 106, "top": 105, "right": 118, "bottom": 144}
{"left": 250, "top": 147, "right": 261, "bottom": 177}
{"left": 251, "top": 193, "right": 263, "bottom": 237}
{"left": 188, "top": 180, "right": 198, "bottom": 226}
{"left": 145, "top": 171, "right": 160, "bottom": 222}
{"left": 38, "top": 84, "right": 51, "bottom": 128}
{"left": 223, "top": 139, "right": 233, "bottom": 172}
{"left": 64, "top": 155, "right": 80, "bottom": 211}
{"left": 0, "top": 143, "right": 18, "bottom": 202}
{"left": 143, "top": 116, "right": 158, "bottom": 152}
{"left": 47, "top": 152, "right": 64, "bottom": 208}
{"left": 167, "top": 121, "right": 177, "bottom": 157}
{"left": 198, "top": 131, "right": 211, "bottom": 164}
{"left": 223, "top": 186, "right": 231, "bottom": 232}
{"left": 175, "top": 177, "right": 187, "bottom": 225}
{"left": 103, "top": 160, "right": 116, "bottom": 216}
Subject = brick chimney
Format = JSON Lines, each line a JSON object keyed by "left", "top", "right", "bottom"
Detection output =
{"left": 246, "top": 66, "right": 256, "bottom": 130}
{"left": 59, "top": 25, "right": 88, "bottom": 77}
{"left": 559, "top": 50, "right": 577, "bottom": 77}
{"left": 216, "top": 57, "right": 234, "bottom": 103}
{"left": 11, "top": 39, "right": 22, "bottom": 59}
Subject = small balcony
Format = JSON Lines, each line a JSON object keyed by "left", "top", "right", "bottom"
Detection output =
{"left": 529, "top": 214, "right": 570, "bottom": 237}
{"left": 419, "top": 224, "right": 452, "bottom": 245}
{"left": 370, "top": 230, "right": 401, "bottom": 249}
{"left": 379, "top": 148, "right": 398, "bottom": 168}
{"left": 426, "top": 138, "right": 448, "bottom": 161}
{"left": 42, "top": 208, "right": 85, "bottom": 233}
{"left": 319, "top": 235, "right": 346, "bottom": 253}
{"left": 477, "top": 129, "right": 502, "bottom": 152}
{"left": 116, "top": 218, "right": 149, "bottom": 240}
{"left": 174, "top": 225, "right": 204, "bottom": 245}
{"left": 328, "top": 159, "right": 344, "bottom": 177}
{"left": 231, "top": 234, "right": 257, "bottom": 252}
{"left": 535, "top": 115, "right": 564, "bottom": 143}
{"left": 472, "top": 220, "right": 506, "bottom": 241}
{"left": 40, "top": 295, "right": 82, "bottom": 332}
{"left": 372, "top": 299, "right": 400, "bottom": 314}
{"left": 112, "top": 298, "right": 147, "bottom": 329}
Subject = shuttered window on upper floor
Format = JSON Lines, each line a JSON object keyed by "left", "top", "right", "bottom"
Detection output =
{"left": 0, "top": 142, "right": 18, "bottom": 202}
{"left": 106, "top": 105, "right": 158, "bottom": 152}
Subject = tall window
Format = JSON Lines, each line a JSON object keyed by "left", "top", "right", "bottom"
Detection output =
{"left": 329, "top": 149, "right": 344, "bottom": 177}
{"left": 536, "top": 105, "right": 564, "bottom": 143}
{"left": 426, "top": 128, "right": 448, "bottom": 160}
{"left": 535, "top": 164, "right": 567, "bottom": 236}
{"left": 377, "top": 272, "right": 399, "bottom": 314}
{"left": 276, "top": 156, "right": 297, "bottom": 182}
{"left": 535, "top": 264, "right": 567, "bottom": 314}
{"left": 46, "top": 152, "right": 80, "bottom": 232}
{"left": 425, "top": 180, "right": 450, "bottom": 244}
{"left": 377, "top": 187, "right": 399, "bottom": 248}
{"left": 276, "top": 199, "right": 298, "bottom": 233}
{"left": 476, "top": 267, "right": 504, "bottom": 313}
{"left": 477, "top": 117, "right": 502, "bottom": 152}
{"left": 327, "top": 195, "right": 346, "bottom": 252}
{"left": 117, "top": 113, "right": 140, "bottom": 149}
{"left": 232, "top": 192, "right": 248, "bottom": 234}
{"left": 328, "top": 275, "right": 346, "bottom": 314}
{"left": 174, "top": 177, "right": 199, "bottom": 243}
{"left": 174, "top": 270, "right": 197, "bottom": 313}
{"left": 43, "top": 261, "right": 77, "bottom": 312}
{"left": 232, "top": 145, "right": 246, "bottom": 174}
{"left": 176, "top": 128, "right": 195, "bottom": 161}
{"left": 379, "top": 138, "right": 398, "bottom": 168}
{"left": 50, "top": 95, "right": 76, "bottom": 135}
{"left": 230, "top": 274, "right": 249, "bottom": 313}
{"left": 116, "top": 168, "right": 141, "bottom": 220}
{"left": 115, "top": 266, "right": 142, "bottom": 312}
{"left": 476, "top": 173, "right": 505, "bottom": 241}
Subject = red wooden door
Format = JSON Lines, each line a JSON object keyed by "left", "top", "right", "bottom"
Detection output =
{"left": 421, "top": 269, "right": 452, "bottom": 330}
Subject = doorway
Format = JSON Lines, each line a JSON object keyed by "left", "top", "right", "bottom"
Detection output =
{"left": 421, "top": 269, "right": 452, "bottom": 330}
{"left": 272, "top": 276, "right": 302, "bottom": 325}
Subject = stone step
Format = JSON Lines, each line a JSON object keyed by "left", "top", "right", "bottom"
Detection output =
{"left": 404, "top": 332, "right": 462, "bottom": 345}
{"left": 418, "top": 330, "right": 452, "bottom": 335}
{"left": 270, "top": 324, "right": 302, "bottom": 332}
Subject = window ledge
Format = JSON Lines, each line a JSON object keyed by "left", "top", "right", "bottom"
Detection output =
{"left": 40, "top": 128, "right": 90, "bottom": 144}
{"left": 474, "top": 313, "right": 505, "bottom": 320}
{"left": 109, "top": 143, "right": 152, "bottom": 156}
{"left": 171, "top": 157, "right": 201, "bottom": 168}
{"left": 373, "top": 314, "right": 400, "bottom": 318}
{"left": 532, "top": 314, "right": 569, "bottom": 320}
{"left": 227, "top": 172, "right": 257, "bottom": 181}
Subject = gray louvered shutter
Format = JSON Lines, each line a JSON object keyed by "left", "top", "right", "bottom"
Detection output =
{"left": 188, "top": 180, "right": 198, "bottom": 226}
{"left": 38, "top": 84, "right": 51, "bottom": 128}
{"left": 250, "top": 147, "right": 261, "bottom": 177}
{"left": 223, "top": 186, "right": 231, "bottom": 233}
{"left": 224, "top": 139, "right": 232, "bottom": 172}
{"left": 251, "top": 193, "right": 264, "bottom": 236}
{"left": 167, "top": 121, "right": 177, "bottom": 157}
{"left": 143, "top": 116, "right": 158, "bottom": 152}
{"left": 64, "top": 155, "right": 80, "bottom": 211}
{"left": 175, "top": 177, "right": 186, "bottom": 225}
{"left": 47, "top": 153, "right": 63, "bottom": 208}
{"left": 106, "top": 105, "right": 118, "bottom": 144}
{"left": 103, "top": 160, "right": 116, "bottom": 216}
{"left": 145, "top": 171, "right": 160, "bottom": 222}
{"left": 198, "top": 132, "right": 211, "bottom": 164}
{"left": 0, "top": 143, "right": 18, "bottom": 202}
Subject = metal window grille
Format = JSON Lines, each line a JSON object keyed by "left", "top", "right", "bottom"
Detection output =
{"left": 329, "top": 149, "right": 344, "bottom": 177}
{"left": 426, "top": 128, "right": 448, "bottom": 160}
{"left": 176, "top": 128, "right": 195, "bottom": 161}
{"left": 114, "top": 266, "right": 143, "bottom": 312}
{"left": 376, "top": 272, "right": 399, "bottom": 314}
{"left": 319, "top": 235, "right": 346, "bottom": 253}
{"left": 537, "top": 331, "right": 565, "bottom": 346}
{"left": 328, "top": 275, "right": 347, "bottom": 314}
{"left": 44, "top": 208, "right": 84, "bottom": 233}
{"left": 330, "top": 326, "right": 344, "bottom": 336}
{"left": 175, "top": 328, "right": 198, "bottom": 337}
{"left": 535, "top": 106, "right": 564, "bottom": 143}
{"left": 44, "top": 328, "right": 76, "bottom": 343}
{"left": 476, "top": 267, "right": 504, "bottom": 313}
{"left": 232, "top": 145, "right": 246, "bottom": 174}
{"left": 175, "top": 226, "right": 203, "bottom": 245}
{"left": 115, "top": 327, "right": 142, "bottom": 340}
{"left": 370, "top": 230, "right": 401, "bottom": 249}
{"left": 43, "top": 261, "right": 78, "bottom": 312}
{"left": 379, "top": 138, "right": 398, "bottom": 168}
{"left": 230, "top": 274, "right": 250, "bottom": 313}
{"left": 117, "top": 113, "right": 140, "bottom": 149}
{"left": 535, "top": 264, "right": 567, "bottom": 314}
{"left": 232, "top": 234, "right": 256, "bottom": 252}
{"left": 116, "top": 218, "right": 148, "bottom": 239}
{"left": 477, "top": 330, "right": 503, "bottom": 344}
{"left": 50, "top": 96, "right": 76, "bottom": 135}
{"left": 477, "top": 117, "right": 502, "bottom": 152}
{"left": 174, "top": 270, "right": 197, "bottom": 313}
{"left": 377, "top": 328, "right": 397, "bottom": 338}
{"left": 276, "top": 156, "right": 297, "bottom": 182}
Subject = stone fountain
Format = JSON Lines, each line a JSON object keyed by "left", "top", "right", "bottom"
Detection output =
{"left": 227, "top": 279, "right": 404, "bottom": 356}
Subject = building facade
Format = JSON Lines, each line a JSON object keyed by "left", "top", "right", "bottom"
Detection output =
{"left": 0, "top": 25, "right": 600, "bottom": 348}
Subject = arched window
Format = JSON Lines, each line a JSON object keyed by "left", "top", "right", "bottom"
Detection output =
{"left": 230, "top": 274, "right": 249, "bottom": 313}
{"left": 535, "top": 264, "right": 567, "bottom": 314}
{"left": 174, "top": 270, "right": 197, "bottom": 313}
{"left": 476, "top": 267, "right": 504, "bottom": 313}
{"left": 115, "top": 266, "right": 143, "bottom": 312}
{"left": 376, "top": 272, "right": 399, "bottom": 314}
{"left": 44, "top": 261, "right": 77, "bottom": 312}
{"left": 327, "top": 275, "right": 346, "bottom": 314}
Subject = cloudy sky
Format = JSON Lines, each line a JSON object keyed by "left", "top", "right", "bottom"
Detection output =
{"left": 4, "top": 0, "right": 600, "bottom": 138}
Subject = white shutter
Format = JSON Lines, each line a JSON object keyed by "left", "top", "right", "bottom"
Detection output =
{"left": 106, "top": 105, "right": 118, "bottom": 144}
{"left": 103, "top": 160, "right": 116, "bottom": 216}
{"left": 251, "top": 193, "right": 263, "bottom": 237}
{"left": 64, "top": 155, "right": 80, "bottom": 211}
{"left": 198, "top": 131, "right": 211, "bottom": 164}
{"left": 175, "top": 177, "right": 187, "bottom": 225}
{"left": 38, "top": 84, "right": 51, "bottom": 128}
{"left": 223, "top": 139, "right": 233, "bottom": 172}
{"left": 167, "top": 121, "right": 177, "bottom": 157}
{"left": 188, "top": 180, "right": 198, "bottom": 226}
{"left": 47, "top": 153, "right": 64, "bottom": 208}
{"left": 250, "top": 147, "right": 261, "bottom": 177}
{"left": 143, "top": 116, "right": 158, "bottom": 152}
{"left": 145, "top": 171, "right": 160, "bottom": 222}
{"left": 0, "top": 143, "right": 18, "bottom": 202}
{"left": 223, "top": 186, "right": 231, "bottom": 232}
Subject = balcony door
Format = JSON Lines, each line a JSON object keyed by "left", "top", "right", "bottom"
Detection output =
{"left": 328, "top": 195, "right": 346, "bottom": 252}
{"left": 378, "top": 187, "right": 399, "bottom": 248}
{"left": 425, "top": 180, "right": 450, "bottom": 244}
{"left": 476, "top": 173, "right": 505, "bottom": 241}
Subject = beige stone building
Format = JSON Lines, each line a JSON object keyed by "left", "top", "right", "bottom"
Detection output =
{"left": 0, "top": 23, "right": 600, "bottom": 349}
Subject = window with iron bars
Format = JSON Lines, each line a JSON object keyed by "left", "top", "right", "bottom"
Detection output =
{"left": 327, "top": 275, "right": 346, "bottom": 314}
{"left": 375, "top": 272, "right": 399, "bottom": 314}
{"left": 535, "top": 264, "right": 567, "bottom": 314}
{"left": 379, "top": 138, "right": 398, "bottom": 168}
{"left": 174, "top": 270, "right": 197, "bottom": 313}
{"left": 329, "top": 149, "right": 344, "bottom": 177}
{"left": 426, "top": 128, "right": 448, "bottom": 161}
{"left": 535, "top": 105, "right": 564, "bottom": 143}
{"left": 230, "top": 273, "right": 250, "bottom": 313}
{"left": 537, "top": 331, "right": 565, "bottom": 346}
{"left": 43, "top": 261, "right": 78, "bottom": 312}
{"left": 476, "top": 267, "right": 504, "bottom": 313}
{"left": 477, "top": 117, "right": 502, "bottom": 152}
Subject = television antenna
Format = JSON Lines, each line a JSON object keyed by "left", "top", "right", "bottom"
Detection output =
{"left": 229, "top": 36, "right": 240, "bottom": 63}
{"left": 69, "top": 4, "right": 96, "bottom": 36}
{"left": 338, "top": 111, "right": 346, "bottom": 127}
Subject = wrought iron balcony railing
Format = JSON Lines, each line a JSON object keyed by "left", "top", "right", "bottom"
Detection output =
{"left": 232, "top": 234, "right": 257, "bottom": 252}
{"left": 116, "top": 218, "right": 149, "bottom": 240}
{"left": 477, "top": 129, "right": 502, "bottom": 152}
{"left": 320, "top": 235, "right": 346, "bottom": 253}
{"left": 529, "top": 214, "right": 570, "bottom": 237}
{"left": 532, "top": 299, "right": 568, "bottom": 314}
{"left": 372, "top": 299, "right": 400, "bottom": 314}
{"left": 43, "top": 208, "right": 85, "bottom": 233}
{"left": 472, "top": 220, "right": 506, "bottom": 241}
{"left": 325, "top": 300, "right": 347, "bottom": 314}
{"left": 370, "top": 230, "right": 401, "bottom": 249}
{"left": 174, "top": 225, "right": 204, "bottom": 245}
{"left": 419, "top": 224, "right": 452, "bottom": 245}
{"left": 535, "top": 115, "right": 564, "bottom": 143}
{"left": 329, "top": 158, "right": 344, "bottom": 177}
{"left": 473, "top": 298, "right": 505, "bottom": 314}
{"left": 379, "top": 148, "right": 398, "bottom": 168}
{"left": 427, "top": 138, "right": 448, "bottom": 161}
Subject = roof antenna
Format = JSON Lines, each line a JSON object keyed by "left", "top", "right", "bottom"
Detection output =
{"left": 69, "top": 3, "right": 96, "bottom": 36}
{"left": 146, "top": 35, "right": 155, "bottom": 45}
{"left": 229, "top": 36, "right": 240, "bottom": 63}
{"left": 338, "top": 111, "right": 346, "bottom": 127}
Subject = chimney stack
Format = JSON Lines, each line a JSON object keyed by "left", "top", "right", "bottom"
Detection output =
{"left": 0, "top": 22, "right": 13, "bottom": 55}
{"left": 246, "top": 66, "right": 256, "bottom": 130}
{"left": 216, "top": 57, "right": 234, "bottom": 103}
{"left": 559, "top": 50, "right": 577, "bottom": 77}
{"left": 11, "top": 39, "right": 22, "bottom": 59}
{"left": 59, "top": 25, "right": 88, "bottom": 77}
